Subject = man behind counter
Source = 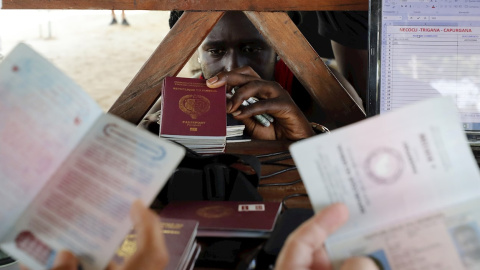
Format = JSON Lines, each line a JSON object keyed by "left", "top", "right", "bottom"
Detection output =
{"left": 141, "top": 11, "right": 364, "bottom": 141}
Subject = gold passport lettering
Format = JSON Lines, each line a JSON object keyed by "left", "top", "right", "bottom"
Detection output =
{"left": 179, "top": 95, "right": 210, "bottom": 119}
{"left": 174, "top": 81, "right": 207, "bottom": 88}
{"left": 163, "top": 230, "right": 181, "bottom": 235}
{"left": 196, "top": 205, "right": 234, "bottom": 219}
{"left": 116, "top": 222, "right": 184, "bottom": 257}
{"left": 116, "top": 234, "right": 137, "bottom": 258}
{"left": 163, "top": 222, "right": 184, "bottom": 230}
{"left": 182, "top": 121, "right": 206, "bottom": 130}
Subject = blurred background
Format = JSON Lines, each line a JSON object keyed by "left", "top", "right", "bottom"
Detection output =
{"left": 0, "top": 10, "right": 193, "bottom": 111}
{"left": 0, "top": 10, "right": 333, "bottom": 112}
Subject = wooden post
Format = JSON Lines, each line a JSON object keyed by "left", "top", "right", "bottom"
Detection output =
{"left": 108, "top": 11, "right": 224, "bottom": 124}
{"left": 245, "top": 11, "right": 365, "bottom": 126}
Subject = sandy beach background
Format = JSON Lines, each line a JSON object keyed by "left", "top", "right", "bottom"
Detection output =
{"left": 0, "top": 9, "right": 193, "bottom": 111}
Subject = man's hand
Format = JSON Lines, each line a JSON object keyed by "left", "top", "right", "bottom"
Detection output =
{"left": 21, "top": 201, "right": 169, "bottom": 270}
{"left": 275, "top": 203, "right": 379, "bottom": 270}
{"left": 107, "top": 200, "right": 169, "bottom": 270}
{"left": 206, "top": 66, "right": 314, "bottom": 141}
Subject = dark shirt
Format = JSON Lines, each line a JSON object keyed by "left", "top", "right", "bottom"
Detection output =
{"left": 316, "top": 11, "right": 368, "bottom": 50}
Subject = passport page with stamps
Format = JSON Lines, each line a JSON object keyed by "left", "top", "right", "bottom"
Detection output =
{"left": 290, "top": 97, "right": 480, "bottom": 269}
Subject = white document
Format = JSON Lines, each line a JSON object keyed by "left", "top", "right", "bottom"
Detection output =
{"left": 0, "top": 44, "right": 185, "bottom": 270}
{"left": 290, "top": 97, "right": 480, "bottom": 269}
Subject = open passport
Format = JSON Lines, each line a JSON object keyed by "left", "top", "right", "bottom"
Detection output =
{"left": 0, "top": 44, "right": 185, "bottom": 269}
{"left": 290, "top": 97, "right": 480, "bottom": 270}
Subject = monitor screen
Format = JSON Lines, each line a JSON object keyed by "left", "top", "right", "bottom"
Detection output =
{"left": 368, "top": 0, "right": 480, "bottom": 131}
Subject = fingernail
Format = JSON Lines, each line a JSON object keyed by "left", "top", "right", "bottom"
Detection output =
{"left": 232, "top": 110, "right": 241, "bottom": 116}
{"left": 207, "top": 76, "right": 218, "bottom": 84}
{"left": 226, "top": 102, "right": 232, "bottom": 112}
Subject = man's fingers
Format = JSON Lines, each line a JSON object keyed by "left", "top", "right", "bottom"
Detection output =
{"left": 129, "top": 200, "right": 157, "bottom": 246}
{"left": 51, "top": 250, "right": 79, "bottom": 270}
{"left": 275, "top": 203, "right": 349, "bottom": 270}
{"left": 340, "top": 256, "right": 380, "bottom": 270}
{"left": 122, "top": 200, "right": 169, "bottom": 270}
{"left": 129, "top": 201, "right": 166, "bottom": 253}
{"left": 228, "top": 81, "right": 286, "bottom": 113}
{"left": 206, "top": 67, "right": 260, "bottom": 89}
{"left": 288, "top": 203, "right": 348, "bottom": 250}
{"left": 232, "top": 98, "right": 284, "bottom": 120}
{"left": 308, "top": 203, "right": 349, "bottom": 240}
{"left": 105, "top": 261, "right": 120, "bottom": 270}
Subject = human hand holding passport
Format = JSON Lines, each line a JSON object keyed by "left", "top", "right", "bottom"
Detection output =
{"left": 290, "top": 97, "right": 480, "bottom": 270}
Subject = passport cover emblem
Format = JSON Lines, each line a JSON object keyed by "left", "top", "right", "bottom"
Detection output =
{"left": 179, "top": 94, "right": 210, "bottom": 119}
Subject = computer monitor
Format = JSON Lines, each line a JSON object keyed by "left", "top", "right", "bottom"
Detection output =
{"left": 368, "top": 0, "right": 480, "bottom": 145}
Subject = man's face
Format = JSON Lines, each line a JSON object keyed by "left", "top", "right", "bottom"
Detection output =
{"left": 198, "top": 11, "right": 277, "bottom": 80}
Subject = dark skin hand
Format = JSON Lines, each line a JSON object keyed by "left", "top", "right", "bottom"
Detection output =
{"left": 207, "top": 66, "right": 314, "bottom": 141}
{"left": 200, "top": 12, "right": 313, "bottom": 140}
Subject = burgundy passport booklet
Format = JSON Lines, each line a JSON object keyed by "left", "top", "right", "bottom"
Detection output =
{"left": 160, "top": 201, "right": 282, "bottom": 238}
{"left": 159, "top": 77, "right": 227, "bottom": 154}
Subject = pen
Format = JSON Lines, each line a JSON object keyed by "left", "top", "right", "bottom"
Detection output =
{"left": 246, "top": 97, "right": 275, "bottom": 123}
{"left": 231, "top": 88, "right": 272, "bottom": 127}
{"left": 240, "top": 100, "right": 271, "bottom": 127}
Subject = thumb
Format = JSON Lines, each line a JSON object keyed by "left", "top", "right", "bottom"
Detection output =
{"left": 340, "top": 256, "right": 380, "bottom": 270}
{"left": 51, "top": 250, "right": 79, "bottom": 270}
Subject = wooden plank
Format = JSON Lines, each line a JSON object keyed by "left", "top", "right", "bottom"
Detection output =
{"left": 244, "top": 11, "right": 366, "bottom": 126}
{"left": 2, "top": 0, "right": 368, "bottom": 11}
{"left": 108, "top": 11, "right": 224, "bottom": 124}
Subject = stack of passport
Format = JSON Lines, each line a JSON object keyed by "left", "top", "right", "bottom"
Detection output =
{"left": 159, "top": 77, "right": 227, "bottom": 154}
{"left": 226, "top": 115, "right": 250, "bottom": 143}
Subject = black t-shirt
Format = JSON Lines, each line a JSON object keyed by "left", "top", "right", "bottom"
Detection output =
{"left": 316, "top": 11, "right": 368, "bottom": 50}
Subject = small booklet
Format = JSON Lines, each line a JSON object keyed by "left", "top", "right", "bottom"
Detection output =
{"left": 160, "top": 201, "right": 282, "bottom": 238}
{"left": 226, "top": 114, "right": 250, "bottom": 143}
{"left": 0, "top": 44, "right": 185, "bottom": 270}
{"left": 159, "top": 77, "right": 227, "bottom": 154}
{"left": 290, "top": 97, "right": 480, "bottom": 270}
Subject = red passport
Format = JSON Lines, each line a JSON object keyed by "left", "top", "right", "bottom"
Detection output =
{"left": 160, "top": 201, "right": 282, "bottom": 238}
{"left": 160, "top": 77, "right": 226, "bottom": 137}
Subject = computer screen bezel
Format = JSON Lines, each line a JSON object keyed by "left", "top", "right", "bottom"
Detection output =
{"left": 367, "top": 0, "right": 382, "bottom": 118}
